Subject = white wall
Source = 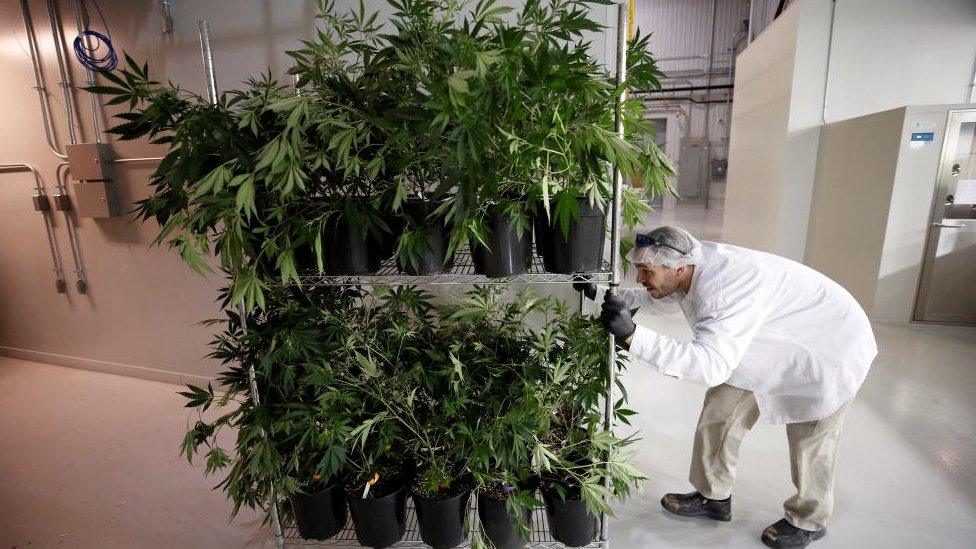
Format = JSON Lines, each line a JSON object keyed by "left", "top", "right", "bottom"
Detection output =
{"left": 723, "top": 0, "right": 976, "bottom": 260}
{"left": 825, "top": 0, "right": 976, "bottom": 122}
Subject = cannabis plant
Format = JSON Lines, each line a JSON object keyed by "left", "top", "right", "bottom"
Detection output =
{"left": 394, "top": 0, "right": 675, "bottom": 253}
{"left": 529, "top": 304, "right": 646, "bottom": 516}
{"left": 178, "top": 285, "right": 362, "bottom": 521}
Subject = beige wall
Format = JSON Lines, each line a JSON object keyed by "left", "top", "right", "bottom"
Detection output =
{"left": 805, "top": 107, "right": 906, "bottom": 313}
{"left": 722, "top": 0, "right": 832, "bottom": 260}
{"left": 0, "top": 0, "right": 616, "bottom": 382}
{"left": 0, "top": 0, "right": 339, "bottom": 383}
{"left": 874, "top": 105, "right": 963, "bottom": 323}
{"left": 805, "top": 104, "right": 968, "bottom": 324}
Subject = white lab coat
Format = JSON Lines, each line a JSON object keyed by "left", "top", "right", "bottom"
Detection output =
{"left": 625, "top": 241, "right": 877, "bottom": 425}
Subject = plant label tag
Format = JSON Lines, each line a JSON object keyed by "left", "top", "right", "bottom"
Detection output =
{"left": 361, "top": 472, "right": 380, "bottom": 499}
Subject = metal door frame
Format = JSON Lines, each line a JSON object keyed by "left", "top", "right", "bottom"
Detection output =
{"left": 645, "top": 114, "right": 676, "bottom": 207}
{"left": 913, "top": 108, "right": 976, "bottom": 324}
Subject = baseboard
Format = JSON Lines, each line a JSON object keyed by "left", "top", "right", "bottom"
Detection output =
{"left": 0, "top": 346, "right": 215, "bottom": 387}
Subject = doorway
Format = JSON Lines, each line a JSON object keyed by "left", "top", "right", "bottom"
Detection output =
{"left": 914, "top": 110, "right": 976, "bottom": 325}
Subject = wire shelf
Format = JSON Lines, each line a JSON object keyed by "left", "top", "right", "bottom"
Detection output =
{"left": 292, "top": 247, "right": 611, "bottom": 287}
{"left": 282, "top": 496, "right": 605, "bottom": 548}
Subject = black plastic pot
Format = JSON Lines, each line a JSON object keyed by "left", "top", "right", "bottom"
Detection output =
{"left": 412, "top": 490, "right": 471, "bottom": 549}
{"left": 478, "top": 493, "right": 532, "bottom": 549}
{"left": 471, "top": 208, "right": 532, "bottom": 278}
{"left": 348, "top": 485, "right": 408, "bottom": 549}
{"left": 377, "top": 212, "right": 405, "bottom": 260}
{"left": 290, "top": 479, "right": 348, "bottom": 541}
{"left": 533, "top": 197, "right": 606, "bottom": 274}
{"left": 323, "top": 216, "right": 382, "bottom": 275}
{"left": 397, "top": 199, "right": 455, "bottom": 275}
{"left": 541, "top": 487, "right": 598, "bottom": 547}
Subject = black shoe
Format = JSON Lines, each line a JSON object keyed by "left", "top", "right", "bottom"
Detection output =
{"left": 761, "top": 519, "right": 826, "bottom": 548}
{"left": 660, "top": 491, "right": 731, "bottom": 521}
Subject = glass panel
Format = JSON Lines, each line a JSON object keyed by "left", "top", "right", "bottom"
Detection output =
{"left": 945, "top": 121, "right": 976, "bottom": 219}
{"left": 650, "top": 117, "right": 668, "bottom": 147}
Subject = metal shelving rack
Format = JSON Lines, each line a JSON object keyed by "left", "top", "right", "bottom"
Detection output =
{"left": 196, "top": 3, "right": 630, "bottom": 548}
{"left": 298, "top": 246, "right": 612, "bottom": 287}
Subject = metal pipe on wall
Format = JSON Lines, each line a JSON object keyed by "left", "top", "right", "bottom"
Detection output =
{"left": 19, "top": 0, "right": 68, "bottom": 159}
{"left": 159, "top": 0, "right": 174, "bottom": 34}
{"left": 702, "top": 0, "right": 718, "bottom": 210}
{"left": 640, "top": 83, "right": 734, "bottom": 94}
{"left": 69, "top": 0, "right": 103, "bottom": 142}
{"left": 747, "top": 0, "right": 756, "bottom": 44}
{"left": 723, "top": 24, "right": 749, "bottom": 160}
{"left": 45, "top": 0, "right": 80, "bottom": 145}
{"left": 56, "top": 163, "right": 87, "bottom": 292}
{"left": 968, "top": 54, "right": 976, "bottom": 103}
{"left": 0, "top": 163, "right": 67, "bottom": 292}
{"left": 821, "top": 0, "right": 837, "bottom": 123}
{"left": 112, "top": 157, "right": 164, "bottom": 164}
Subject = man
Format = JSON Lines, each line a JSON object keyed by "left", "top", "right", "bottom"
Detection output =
{"left": 594, "top": 226, "right": 877, "bottom": 548}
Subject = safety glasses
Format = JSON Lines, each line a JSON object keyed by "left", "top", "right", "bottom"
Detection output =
{"left": 635, "top": 233, "right": 689, "bottom": 255}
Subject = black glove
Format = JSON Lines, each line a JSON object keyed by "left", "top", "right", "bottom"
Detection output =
{"left": 600, "top": 290, "right": 636, "bottom": 339}
{"left": 572, "top": 280, "right": 597, "bottom": 300}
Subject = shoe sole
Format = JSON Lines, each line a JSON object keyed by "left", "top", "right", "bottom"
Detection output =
{"left": 659, "top": 496, "right": 731, "bottom": 522}
{"left": 761, "top": 527, "right": 826, "bottom": 548}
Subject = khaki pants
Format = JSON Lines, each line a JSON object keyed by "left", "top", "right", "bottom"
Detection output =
{"left": 688, "top": 384, "right": 851, "bottom": 531}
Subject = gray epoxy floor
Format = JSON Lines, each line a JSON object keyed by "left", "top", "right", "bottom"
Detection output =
{"left": 1, "top": 206, "right": 975, "bottom": 548}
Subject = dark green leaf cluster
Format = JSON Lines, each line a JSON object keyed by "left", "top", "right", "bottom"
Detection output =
{"left": 89, "top": 0, "right": 674, "bottom": 307}
{"left": 180, "top": 285, "right": 643, "bottom": 525}
{"left": 99, "top": 0, "right": 662, "bottom": 531}
{"left": 180, "top": 285, "right": 369, "bottom": 522}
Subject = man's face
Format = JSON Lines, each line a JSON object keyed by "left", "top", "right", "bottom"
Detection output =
{"left": 635, "top": 263, "right": 683, "bottom": 299}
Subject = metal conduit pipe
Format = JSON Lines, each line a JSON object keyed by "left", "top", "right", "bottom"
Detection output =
{"left": 703, "top": 0, "right": 718, "bottom": 210}
{"left": 968, "top": 54, "right": 976, "bottom": 103}
{"left": 19, "top": 0, "right": 68, "bottom": 159}
{"left": 45, "top": 0, "right": 80, "bottom": 144}
{"left": 656, "top": 54, "right": 711, "bottom": 62}
{"left": 748, "top": 0, "right": 756, "bottom": 44}
{"left": 723, "top": 26, "right": 748, "bottom": 159}
{"left": 657, "top": 53, "right": 734, "bottom": 64}
{"left": 69, "top": 0, "right": 102, "bottom": 142}
{"left": 112, "top": 157, "right": 164, "bottom": 164}
{"left": 0, "top": 163, "right": 67, "bottom": 292}
{"left": 639, "top": 83, "right": 735, "bottom": 94}
{"left": 56, "top": 162, "right": 87, "bottom": 292}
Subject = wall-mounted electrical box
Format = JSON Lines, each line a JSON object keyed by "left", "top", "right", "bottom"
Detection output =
{"left": 66, "top": 142, "right": 123, "bottom": 217}
{"left": 66, "top": 142, "right": 111, "bottom": 181}
{"left": 32, "top": 194, "right": 51, "bottom": 211}
{"left": 712, "top": 159, "right": 728, "bottom": 181}
{"left": 72, "top": 181, "right": 122, "bottom": 218}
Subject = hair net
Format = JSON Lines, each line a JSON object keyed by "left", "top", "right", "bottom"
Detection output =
{"left": 631, "top": 226, "right": 703, "bottom": 269}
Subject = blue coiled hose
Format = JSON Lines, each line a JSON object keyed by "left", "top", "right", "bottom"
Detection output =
{"left": 72, "top": 0, "right": 117, "bottom": 72}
